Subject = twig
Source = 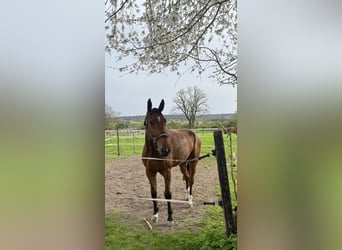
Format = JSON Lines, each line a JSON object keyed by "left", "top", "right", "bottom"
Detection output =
{"left": 143, "top": 218, "right": 153, "bottom": 230}
{"left": 105, "top": 0, "right": 130, "bottom": 23}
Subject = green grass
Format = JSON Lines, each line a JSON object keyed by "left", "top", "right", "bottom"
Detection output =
{"left": 105, "top": 207, "right": 237, "bottom": 250}
{"left": 105, "top": 130, "right": 145, "bottom": 157}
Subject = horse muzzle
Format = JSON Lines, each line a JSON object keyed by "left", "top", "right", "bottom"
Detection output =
{"left": 155, "top": 145, "right": 170, "bottom": 157}
{"left": 150, "top": 131, "right": 169, "bottom": 156}
{"left": 160, "top": 146, "right": 170, "bottom": 157}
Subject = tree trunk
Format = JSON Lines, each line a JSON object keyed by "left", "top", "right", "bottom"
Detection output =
{"left": 188, "top": 119, "right": 194, "bottom": 129}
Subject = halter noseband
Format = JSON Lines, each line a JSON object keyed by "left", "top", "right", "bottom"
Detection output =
{"left": 148, "top": 131, "right": 168, "bottom": 144}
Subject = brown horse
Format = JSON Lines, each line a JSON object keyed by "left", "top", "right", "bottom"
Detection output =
{"left": 142, "top": 99, "right": 201, "bottom": 225}
{"left": 225, "top": 126, "right": 237, "bottom": 135}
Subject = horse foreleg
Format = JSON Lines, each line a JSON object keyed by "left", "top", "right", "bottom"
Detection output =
{"left": 165, "top": 191, "right": 173, "bottom": 226}
{"left": 151, "top": 191, "right": 159, "bottom": 223}
{"left": 163, "top": 169, "right": 174, "bottom": 226}
{"left": 147, "top": 171, "right": 159, "bottom": 222}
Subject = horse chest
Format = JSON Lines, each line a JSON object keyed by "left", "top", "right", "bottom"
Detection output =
{"left": 143, "top": 160, "right": 172, "bottom": 172}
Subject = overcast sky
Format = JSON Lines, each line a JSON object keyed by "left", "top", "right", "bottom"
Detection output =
{"left": 105, "top": 52, "right": 237, "bottom": 116}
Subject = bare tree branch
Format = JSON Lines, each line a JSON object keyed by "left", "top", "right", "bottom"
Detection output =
{"left": 105, "top": 0, "right": 130, "bottom": 23}
{"left": 106, "top": 0, "right": 237, "bottom": 85}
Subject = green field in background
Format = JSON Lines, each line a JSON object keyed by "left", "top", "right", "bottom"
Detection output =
{"left": 105, "top": 130, "right": 237, "bottom": 160}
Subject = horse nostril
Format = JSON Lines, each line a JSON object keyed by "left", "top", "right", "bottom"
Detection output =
{"left": 162, "top": 147, "right": 169, "bottom": 156}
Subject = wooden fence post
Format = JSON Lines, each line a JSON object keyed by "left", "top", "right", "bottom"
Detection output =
{"left": 116, "top": 128, "right": 120, "bottom": 156}
{"left": 213, "top": 130, "right": 236, "bottom": 236}
{"left": 133, "top": 131, "right": 136, "bottom": 154}
{"left": 229, "top": 133, "right": 238, "bottom": 202}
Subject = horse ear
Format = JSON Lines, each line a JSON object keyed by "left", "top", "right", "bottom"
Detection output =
{"left": 147, "top": 98, "right": 152, "bottom": 112}
{"left": 158, "top": 99, "right": 165, "bottom": 112}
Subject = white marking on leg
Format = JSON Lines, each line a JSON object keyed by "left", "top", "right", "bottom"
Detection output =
{"left": 186, "top": 187, "right": 193, "bottom": 208}
{"left": 167, "top": 220, "right": 174, "bottom": 227}
{"left": 151, "top": 213, "right": 159, "bottom": 223}
{"left": 188, "top": 194, "right": 193, "bottom": 208}
{"left": 185, "top": 187, "right": 190, "bottom": 200}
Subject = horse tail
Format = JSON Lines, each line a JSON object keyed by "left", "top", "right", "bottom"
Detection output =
{"left": 196, "top": 131, "right": 201, "bottom": 156}
{"left": 186, "top": 130, "right": 196, "bottom": 172}
{"left": 190, "top": 129, "right": 201, "bottom": 158}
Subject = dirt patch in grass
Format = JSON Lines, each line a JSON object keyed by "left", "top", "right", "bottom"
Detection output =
{"left": 105, "top": 156, "right": 221, "bottom": 233}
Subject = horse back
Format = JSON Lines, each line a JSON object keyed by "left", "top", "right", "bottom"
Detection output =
{"left": 168, "top": 129, "right": 201, "bottom": 159}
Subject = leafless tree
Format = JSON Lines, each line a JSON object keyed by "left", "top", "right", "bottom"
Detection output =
{"left": 172, "top": 86, "right": 209, "bottom": 128}
{"left": 105, "top": 103, "right": 121, "bottom": 130}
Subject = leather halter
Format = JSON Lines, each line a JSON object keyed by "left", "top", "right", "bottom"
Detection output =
{"left": 147, "top": 130, "right": 168, "bottom": 144}
{"left": 144, "top": 112, "right": 168, "bottom": 144}
{"left": 144, "top": 109, "right": 168, "bottom": 146}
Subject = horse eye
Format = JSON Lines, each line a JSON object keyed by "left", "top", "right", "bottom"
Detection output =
{"left": 149, "top": 121, "right": 154, "bottom": 126}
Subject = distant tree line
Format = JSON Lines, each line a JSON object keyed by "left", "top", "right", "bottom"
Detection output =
{"left": 105, "top": 103, "right": 125, "bottom": 130}
{"left": 105, "top": 116, "right": 236, "bottom": 131}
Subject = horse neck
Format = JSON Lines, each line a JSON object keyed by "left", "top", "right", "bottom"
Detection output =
{"left": 144, "top": 129, "right": 156, "bottom": 152}
{"left": 144, "top": 129, "right": 152, "bottom": 144}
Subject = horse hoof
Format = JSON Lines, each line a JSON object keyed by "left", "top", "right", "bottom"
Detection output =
{"left": 151, "top": 214, "right": 159, "bottom": 223}
{"left": 167, "top": 220, "right": 174, "bottom": 227}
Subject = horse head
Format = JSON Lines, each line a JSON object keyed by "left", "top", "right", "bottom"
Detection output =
{"left": 144, "top": 99, "right": 170, "bottom": 157}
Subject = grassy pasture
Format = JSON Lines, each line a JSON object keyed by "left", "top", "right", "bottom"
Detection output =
{"left": 106, "top": 206, "right": 237, "bottom": 250}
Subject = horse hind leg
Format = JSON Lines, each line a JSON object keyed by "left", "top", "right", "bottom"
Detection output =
{"left": 185, "top": 162, "right": 194, "bottom": 207}
{"left": 179, "top": 163, "right": 191, "bottom": 201}
{"left": 179, "top": 162, "right": 194, "bottom": 208}
{"left": 187, "top": 135, "right": 201, "bottom": 208}
{"left": 187, "top": 160, "right": 199, "bottom": 208}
